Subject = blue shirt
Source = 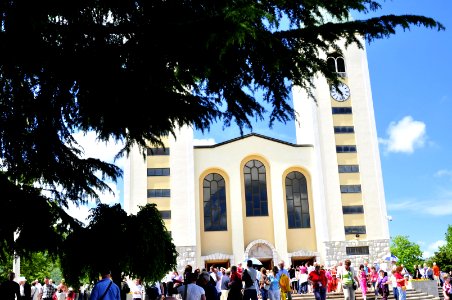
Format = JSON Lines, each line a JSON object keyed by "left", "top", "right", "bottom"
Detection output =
{"left": 89, "top": 278, "right": 120, "bottom": 300}
{"left": 268, "top": 274, "right": 280, "bottom": 291}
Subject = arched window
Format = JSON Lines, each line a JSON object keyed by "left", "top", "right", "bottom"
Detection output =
{"left": 244, "top": 160, "right": 268, "bottom": 216}
{"left": 285, "top": 171, "right": 310, "bottom": 228}
{"left": 327, "top": 56, "right": 347, "bottom": 77}
{"left": 203, "top": 173, "right": 227, "bottom": 231}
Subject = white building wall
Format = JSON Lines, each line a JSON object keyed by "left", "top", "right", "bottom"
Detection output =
{"left": 194, "top": 136, "right": 316, "bottom": 264}
{"left": 169, "top": 126, "right": 197, "bottom": 247}
{"left": 293, "top": 85, "right": 332, "bottom": 262}
{"left": 345, "top": 41, "right": 390, "bottom": 239}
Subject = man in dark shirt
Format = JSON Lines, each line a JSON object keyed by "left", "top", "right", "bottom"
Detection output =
{"left": 0, "top": 271, "right": 21, "bottom": 300}
{"left": 198, "top": 271, "right": 219, "bottom": 300}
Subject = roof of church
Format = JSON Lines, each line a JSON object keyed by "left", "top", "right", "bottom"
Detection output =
{"left": 194, "top": 132, "right": 313, "bottom": 149}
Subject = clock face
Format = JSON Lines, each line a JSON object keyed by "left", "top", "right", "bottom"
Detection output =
{"left": 330, "top": 83, "right": 351, "bottom": 102}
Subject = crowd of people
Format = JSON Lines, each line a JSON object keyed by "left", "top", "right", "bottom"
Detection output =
{"left": 2, "top": 260, "right": 450, "bottom": 300}
{"left": 0, "top": 272, "right": 78, "bottom": 300}
{"left": 156, "top": 259, "right": 451, "bottom": 300}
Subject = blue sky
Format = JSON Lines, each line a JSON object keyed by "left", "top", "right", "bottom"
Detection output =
{"left": 70, "top": 0, "right": 451, "bottom": 259}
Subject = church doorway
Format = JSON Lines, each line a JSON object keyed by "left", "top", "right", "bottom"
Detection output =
{"left": 291, "top": 256, "right": 316, "bottom": 268}
{"left": 247, "top": 242, "right": 274, "bottom": 271}
{"left": 259, "top": 258, "right": 273, "bottom": 271}
{"left": 205, "top": 260, "right": 230, "bottom": 270}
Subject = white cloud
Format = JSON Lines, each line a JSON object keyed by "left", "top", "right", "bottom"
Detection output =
{"left": 422, "top": 240, "right": 446, "bottom": 259}
{"left": 379, "top": 116, "right": 426, "bottom": 154}
{"left": 435, "top": 169, "right": 452, "bottom": 179}
{"left": 388, "top": 198, "right": 452, "bottom": 216}
{"left": 66, "top": 203, "right": 91, "bottom": 226}
{"left": 72, "top": 131, "right": 125, "bottom": 168}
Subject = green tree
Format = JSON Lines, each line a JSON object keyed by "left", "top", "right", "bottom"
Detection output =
{"left": 60, "top": 203, "right": 176, "bottom": 287}
{"left": 0, "top": 0, "right": 445, "bottom": 260}
{"left": 0, "top": 251, "right": 62, "bottom": 283}
{"left": 390, "top": 235, "right": 424, "bottom": 273}
{"left": 429, "top": 225, "right": 452, "bottom": 272}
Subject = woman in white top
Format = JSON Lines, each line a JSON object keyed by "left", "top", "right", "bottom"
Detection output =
{"left": 127, "top": 277, "right": 144, "bottom": 299}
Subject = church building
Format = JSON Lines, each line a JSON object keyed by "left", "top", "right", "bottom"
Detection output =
{"left": 124, "top": 39, "right": 390, "bottom": 271}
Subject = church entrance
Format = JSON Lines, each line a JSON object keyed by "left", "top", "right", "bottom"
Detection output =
{"left": 291, "top": 256, "right": 316, "bottom": 268}
{"left": 205, "top": 259, "right": 230, "bottom": 270}
{"left": 247, "top": 242, "right": 274, "bottom": 271}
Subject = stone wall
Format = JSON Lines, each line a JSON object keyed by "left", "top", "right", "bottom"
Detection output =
{"left": 176, "top": 246, "right": 197, "bottom": 271}
{"left": 411, "top": 280, "right": 439, "bottom": 298}
{"left": 324, "top": 239, "right": 390, "bottom": 267}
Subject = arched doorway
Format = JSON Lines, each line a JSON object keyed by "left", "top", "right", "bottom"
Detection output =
{"left": 244, "top": 239, "right": 279, "bottom": 271}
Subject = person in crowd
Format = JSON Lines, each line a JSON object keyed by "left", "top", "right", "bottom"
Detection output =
{"left": 339, "top": 259, "right": 359, "bottom": 300}
{"left": 308, "top": 264, "right": 328, "bottom": 300}
{"left": 336, "top": 261, "right": 344, "bottom": 293}
{"left": 42, "top": 277, "right": 57, "bottom": 300}
{"left": 358, "top": 265, "right": 368, "bottom": 300}
{"left": 178, "top": 272, "right": 206, "bottom": 300}
{"left": 377, "top": 270, "right": 389, "bottom": 300}
{"left": 126, "top": 277, "right": 143, "bottom": 300}
{"left": 443, "top": 274, "right": 451, "bottom": 300}
{"left": 242, "top": 259, "right": 258, "bottom": 300}
{"left": 394, "top": 266, "right": 406, "bottom": 300}
{"left": 390, "top": 267, "right": 399, "bottom": 300}
{"left": 34, "top": 279, "right": 43, "bottom": 300}
{"left": 31, "top": 280, "right": 39, "bottom": 300}
{"left": 327, "top": 274, "right": 338, "bottom": 293}
{"left": 19, "top": 276, "right": 31, "bottom": 300}
{"left": 89, "top": 270, "right": 120, "bottom": 300}
{"left": 0, "top": 272, "right": 21, "bottom": 300}
{"left": 198, "top": 271, "right": 219, "bottom": 300}
{"left": 227, "top": 266, "right": 242, "bottom": 300}
{"left": 120, "top": 276, "right": 130, "bottom": 300}
{"left": 426, "top": 265, "right": 434, "bottom": 280}
{"left": 259, "top": 268, "right": 270, "bottom": 300}
{"left": 66, "top": 287, "right": 77, "bottom": 300}
{"left": 370, "top": 266, "right": 379, "bottom": 296}
{"left": 237, "top": 263, "right": 243, "bottom": 276}
{"left": 172, "top": 271, "right": 184, "bottom": 292}
{"left": 58, "top": 280, "right": 68, "bottom": 293}
{"left": 298, "top": 266, "right": 309, "bottom": 294}
{"left": 289, "top": 265, "right": 297, "bottom": 294}
{"left": 219, "top": 269, "right": 230, "bottom": 300}
{"left": 277, "top": 260, "right": 292, "bottom": 300}
{"left": 267, "top": 266, "right": 280, "bottom": 300}
{"left": 363, "top": 261, "right": 369, "bottom": 276}
{"left": 412, "top": 265, "right": 421, "bottom": 279}
{"left": 433, "top": 262, "right": 441, "bottom": 285}
{"left": 209, "top": 266, "right": 222, "bottom": 296}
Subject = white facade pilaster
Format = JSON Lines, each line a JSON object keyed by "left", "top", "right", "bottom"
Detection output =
{"left": 123, "top": 144, "right": 147, "bottom": 215}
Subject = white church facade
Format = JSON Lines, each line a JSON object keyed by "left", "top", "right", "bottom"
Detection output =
{"left": 124, "top": 39, "right": 390, "bottom": 271}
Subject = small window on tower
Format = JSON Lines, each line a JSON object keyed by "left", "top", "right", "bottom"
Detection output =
{"left": 327, "top": 55, "right": 347, "bottom": 77}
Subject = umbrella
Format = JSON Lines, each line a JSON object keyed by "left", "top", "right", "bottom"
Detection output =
{"left": 382, "top": 254, "right": 399, "bottom": 262}
{"left": 244, "top": 257, "right": 263, "bottom": 266}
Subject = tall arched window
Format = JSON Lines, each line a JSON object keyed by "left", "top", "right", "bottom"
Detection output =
{"left": 244, "top": 160, "right": 268, "bottom": 216}
{"left": 203, "top": 173, "right": 227, "bottom": 231}
{"left": 285, "top": 171, "right": 310, "bottom": 228}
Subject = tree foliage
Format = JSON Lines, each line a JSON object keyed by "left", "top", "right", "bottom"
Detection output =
{"left": 390, "top": 235, "right": 424, "bottom": 273}
{"left": 0, "top": 0, "right": 445, "bottom": 260}
{"left": 0, "top": 251, "right": 62, "bottom": 283}
{"left": 60, "top": 203, "right": 176, "bottom": 287}
{"left": 429, "top": 225, "right": 452, "bottom": 272}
